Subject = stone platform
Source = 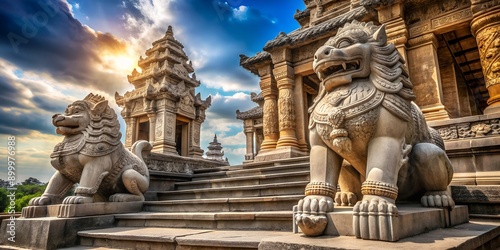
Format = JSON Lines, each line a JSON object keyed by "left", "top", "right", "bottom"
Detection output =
{"left": 293, "top": 204, "right": 469, "bottom": 240}
{"left": 261, "top": 220, "right": 500, "bottom": 250}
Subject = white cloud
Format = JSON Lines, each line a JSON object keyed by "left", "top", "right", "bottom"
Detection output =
{"left": 232, "top": 5, "right": 249, "bottom": 21}
{"left": 218, "top": 131, "right": 246, "bottom": 146}
{"left": 201, "top": 73, "right": 259, "bottom": 92}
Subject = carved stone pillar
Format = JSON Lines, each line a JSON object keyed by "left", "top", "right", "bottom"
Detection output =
{"left": 147, "top": 112, "right": 156, "bottom": 145}
{"left": 258, "top": 65, "right": 279, "bottom": 152}
{"left": 124, "top": 117, "right": 136, "bottom": 149}
{"left": 188, "top": 119, "right": 204, "bottom": 158}
{"left": 471, "top": 3, "right": 500, "bottom": 114}
{"left": 377, "top": 0, "right": 408, "bottom": 62}
{"left": 407, "top": 33, "right": 450, "bottom": 120}
{"left": 244, "top": 119, "right": 255, "bottom": 162}
{"left": 274, "top": 63, "right": 300, "bottom": 150}
{"left": 294, "top": 76, "right": 309, "bottom": 152}
{"left": 151, "top": 109, "right": 177, "bottom": 155}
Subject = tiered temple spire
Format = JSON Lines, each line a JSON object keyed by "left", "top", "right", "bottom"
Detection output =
{"left": 205, "top": 134, "right": 228, "bottom": 163}
{"left": 116, "top": 25, "right": 211, "bottom": 158}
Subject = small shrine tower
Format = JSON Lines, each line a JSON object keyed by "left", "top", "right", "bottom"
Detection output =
{"left": 205, "top": 134, "right": 228, "bottom": 164}
{"left": 116, "top": 26, "right": 211, "bottom": 158}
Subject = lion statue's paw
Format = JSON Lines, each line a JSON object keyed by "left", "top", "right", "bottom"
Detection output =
{"left": 62, "top": 195, "right": 93, "bottom": 204}
{"left": 295, "top": 195, "right": 334, "bottom": 236}
{"left": 334, "top": 191, "right": 357, "bottom": 206}
{"left": 28, "top": 195, "right": 51, "bottom": 206}
{"left": 109, "top": 193, "right": 145, "bottom": 202}
{"left": 421, "top": 192, "right": 455, "bottom": 208}
{"left": 353, "top": 197, "right": 399, "bottom": 241}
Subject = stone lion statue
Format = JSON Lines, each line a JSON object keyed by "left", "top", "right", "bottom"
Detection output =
{"left": 295, "top": 21, "right": 454, "bottom": 241}
{"left": 23, "top": 93, "right": 151, "bottom": 217}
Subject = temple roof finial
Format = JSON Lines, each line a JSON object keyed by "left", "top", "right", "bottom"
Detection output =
{"left": 166, "top": 25, "right": 173, "bottom": 36}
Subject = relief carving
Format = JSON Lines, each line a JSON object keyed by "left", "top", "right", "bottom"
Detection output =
{"left": 471, "top": 123, "right": 492, "bottom": 136}
{"left": 278, "top": 89, "right": 296, "bottom": 130}
{"left": 193, "top": 126, "right": 200, "bottom": 145}
{"left": 165, "top": 113, "right": 174, "bottom": 137}
{"left": 263, "top": 98, "right": 279, "bottom": 135}
{"left": 437, "top": 126, "right": 458, "bottom": 140}
{"left": 155, "top": 115, "right": 163, "bottom": 139}
{"left": 431, "top": 8, "right": 472, "bottom": 29}
{"left": 475, "top": 25, "right": 500, "bottom": 88}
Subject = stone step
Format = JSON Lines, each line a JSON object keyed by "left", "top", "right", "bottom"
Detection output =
{"left": 155, "top": 181, "right": 308, "bottom": 200}
{"left": 114, "top": 211, "right": 293, "bottom": 231}
{"left": 192, "top": 166, "right": 236, "bottom": 174}
{"left": 192, "top": 162, "right": 310, "bottom": 181}
{"left": 144, "top": 195, "right": 304, "bottom": 212}
{"left": 77, "top": 219, "right": 500, "bottom": 250}
{"left": 176, "top": 170, "right": 310, "bottom": 190}
{"left": 78, "top": 227, "right": 291, "bottom": 250}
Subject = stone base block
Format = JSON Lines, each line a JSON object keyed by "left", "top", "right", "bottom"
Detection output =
{"left": 293, "top": 204, "right": 468, "bottom": 240}
{"left": 21, "top": 201, "right": 143, "bottom": 218}
{"left": 254, "top": 147, "right": 308, "bottom": 162}
{"left": 451, "top": 185, "right": 500, "bottom": 216}
{"left": 0, "top": 215, "right": 115, "bottom": 250}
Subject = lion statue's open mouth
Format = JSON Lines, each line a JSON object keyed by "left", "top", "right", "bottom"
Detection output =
{"left": 315, "top": 58, "right": 362, "bottom": 81}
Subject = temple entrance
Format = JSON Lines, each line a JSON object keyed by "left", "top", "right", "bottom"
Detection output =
{"left": 175, "top": 116, "right": 189, "bottom": 156}
{"left": 136, "top": 116, "right": 149, "bottom": 142}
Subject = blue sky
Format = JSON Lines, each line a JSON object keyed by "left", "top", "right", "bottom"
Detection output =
{"left": 0, "top": 0, "right": 305, "bottom": 183}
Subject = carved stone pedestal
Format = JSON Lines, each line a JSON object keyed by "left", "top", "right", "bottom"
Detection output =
{"left": 0, "top": 214, "right": 115, "bottom": 249}
{"left": 254, "top": 146, "right": 307, "bottom": 162}
{"left": 21, "top": 202, "right": 143, "bottom": 218}
{"left": 293, "top": 204, "right": 469, "bottom": 241}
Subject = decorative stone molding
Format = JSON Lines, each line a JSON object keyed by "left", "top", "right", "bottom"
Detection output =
{"left": 470, "top": 0, "right": 500, "bottom": 15}
{"left": 408, "top": 6, "right": 473, "bottom": 38}
{"left": 434, "top": 118, "right": 500, "bottom": 140}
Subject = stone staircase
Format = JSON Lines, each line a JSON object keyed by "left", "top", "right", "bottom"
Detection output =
{"left": 75, "top": 156, "right": 310, "bottom": 249}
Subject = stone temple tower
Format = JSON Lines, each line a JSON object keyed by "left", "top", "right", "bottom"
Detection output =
{"left": 205, "top": 134, "right": 228, "bottom": 164}
{"left": 116, "top": 26, "right": 211, "bottom": 158}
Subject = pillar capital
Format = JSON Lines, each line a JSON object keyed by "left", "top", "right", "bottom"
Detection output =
{"left": 273, "top": 63, "right": 295, "bottom": 89}
{"left": 408, "top": 33, "right": 439, "bottom": 49}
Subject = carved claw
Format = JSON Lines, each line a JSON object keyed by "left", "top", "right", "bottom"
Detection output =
{"left": 62, "top": 195, "right": 93, "bottom": 204}
{"left": 28, "top": 195, "right": 52, "bottom": 206}
{"left": 295, "top": 196, "right": 334, "bottom": 236}
{"left": 353, "top": 198, "right": 399, "bottom": 241}
{"left": 334, "top": 191, "right": 358, "bottom": 206}
{"left": 421, "top": 192, "right": 455, "bottom": 208}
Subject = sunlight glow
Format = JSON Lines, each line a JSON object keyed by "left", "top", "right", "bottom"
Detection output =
{"left": 101, "top": 51, "right": 137, "bottom": 74}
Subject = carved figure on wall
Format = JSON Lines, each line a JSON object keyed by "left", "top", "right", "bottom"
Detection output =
{"left": 295, "top": 21, "right": 454, "bottom": 241}
{"left": 23, "top": 93, "right": 151, "bottom": 218}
